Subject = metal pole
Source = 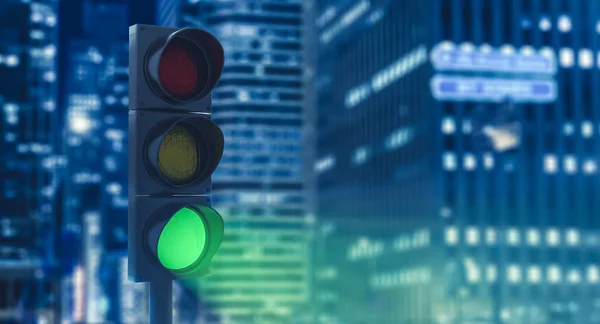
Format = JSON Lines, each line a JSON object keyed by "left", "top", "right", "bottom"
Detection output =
{"left": 149, "top": 279, "right": 172, "bottom": 324}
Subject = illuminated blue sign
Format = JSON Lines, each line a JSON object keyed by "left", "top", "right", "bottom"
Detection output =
{"left": 431, "top": 46, "right": 556, "bottom": 75}
{"left": 431, "top": 75, "right": 557, "bottom": 103}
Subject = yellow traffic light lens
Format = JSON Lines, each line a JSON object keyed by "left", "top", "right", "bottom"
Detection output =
{"left": 158, "top": 124, "right": 199, "bottom": 185}
{"left": 157, "top": 207, "right": 207, "bottom": 270}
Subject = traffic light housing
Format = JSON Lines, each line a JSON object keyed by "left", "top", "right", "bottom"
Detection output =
{"left": 128, "top": 24, "right": 225, "bottom": 282}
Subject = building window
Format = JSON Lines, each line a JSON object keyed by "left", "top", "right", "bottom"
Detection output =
{"left": 567, "top": 269, "right": 581, "bottom": 284}
{"left": 544, "top": 154, "right": 558, "bottom": 174}
{"left": 579, "top": 49, "right": 594, "bottom": 69}
{"left": 566, "top": 229, "right": 580, "bottom": 246}
{"left": 527, "top": 229, "right": 540, "bottom": 246}
{"left": 584, "top": 160, "right": 597, "bottom": 175}
{"left": 466, "top": 227, "right": 479, "bottom": 245}
{"left": 558, "top": 15, "right": 572, "bottom": 33}
{"left": 548, "top": 265, "right": 562, "bottom": 284}
{"left": 559, "top": 48, "right": 574, "bottom": 68}
{"left": 443, "top": 152, "right": 457, "bottom": 171}
{"left": 483, "top": 153, "right": 494, "bottom": 170}
{"left": 547, "top": 229, "right": 560, "bottom": 246}
{"left": 445, "top": 227, "right": 459, "bottom": 245}
{"left": 588, "top": 266, "right": 599, "bottom": 283}
{"left": 507, "top": 228, "right": 520, "bottom": 246}
{"left": 564, "top": 156, "right": 577, "bottom": 174}
{"left": 487, "top": 265, "right": 497, "bottom": 283}
{"left": 539, "top": 17, "right": 552, "bottom": 31}
{"left": 508, "top": 265, "right": 521, "bottom": 283}
{"left": 442, "top": 117, "right": 456, "bottom": 134}
{"left": 486, "top": 228, "right": 497, "bottom": 245}
{"left": 464, "top": 154, "right": 477, "bottom": 171}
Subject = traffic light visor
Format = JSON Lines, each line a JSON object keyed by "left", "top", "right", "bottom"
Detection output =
{"left": 145, "top": 28, "right": 224, "bottom": 104}
{"left": 157, "top": 207, "right": 208, "bottom": 270}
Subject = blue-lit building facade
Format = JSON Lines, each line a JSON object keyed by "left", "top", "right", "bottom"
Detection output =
{"left": 60, "top": 1, "right": 150, "bottom": 323}
{"left": 181, "top": 1, "right": 312, "bottom": 323}
{"left": 314, "top": 0, "right": 600, "bottom": 323}
{"left": 0, "top": 1, "right": 61, "bottom": 322}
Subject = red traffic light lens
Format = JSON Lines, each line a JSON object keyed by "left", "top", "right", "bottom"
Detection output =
{"left": 158, "top": 38, "right": 209, "bottom": 101}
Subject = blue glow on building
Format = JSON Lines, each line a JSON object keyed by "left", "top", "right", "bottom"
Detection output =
{"left": 431, "top": 75, "right": 557, "bottom": 103}
{"left": 431, "top": 43, "right": 557, "bottom": 74}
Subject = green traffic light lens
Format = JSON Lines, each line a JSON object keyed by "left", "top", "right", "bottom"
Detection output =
{"left": 157, "top": 207, "right": 207, "bottom": 270}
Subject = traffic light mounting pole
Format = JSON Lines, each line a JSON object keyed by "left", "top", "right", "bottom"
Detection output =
{"left": 149, "top": 278, "right": 172, "bottom": 324}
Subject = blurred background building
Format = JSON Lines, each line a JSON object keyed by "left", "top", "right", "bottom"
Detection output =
{"left": 314, "top": 0, "right": 600, "bottom": 323}
{"left": 4, "top": 0, "right": 600, "bottom": 323}
{"left": 0, "top": 0, "right": 61, "bottom": 322}
{"left": 179, "top": 1, "right": 312, "bottom": 323}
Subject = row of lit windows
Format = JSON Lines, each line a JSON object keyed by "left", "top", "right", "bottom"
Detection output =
{"left": 316, "top": 6, "right": 336, "bottom": 28}
{"left": 444, "top": 118, "right": 599, "bottom": 139}
{"left": 225, "top": 142, "right": 301, "bottom": 152}
{"left": 434, "top": 41, "right": 555, "bottom": 75}
{"left": 393, "top": 229, "right": 431, "bottom": 252}
{"left": 345, "top": 45, "right": 428, "bottom": 108}
{"left": 371, "top": 268, "right": 432, "bottom": 288}
{"left": 464, "top": 262, "right": 600, "bottom": 285}
{"left": 41, "top": 155, "right": 67, "bottom": 171}
{"left": 347, "top": 237, "right": 384, "bottom": 261}
{"left": 535, "top": 15, "right": 573, "bottom": 33}
{"left": 445, "top": 227, "right": 590, "bottom": 247}
{"left": 218, "top": 23, "right": 300, "bottom": 41}
{"left": 442, "top": 152, "right": 598, "bottom": 175}
{"left": 30, "top": 4, "right": 57, "bottom": 27}
{"left": 221, "top": 155, "right": 300, "bottom": 166}
{"left": 105, "top": 95, "right": 128, "bottom": 106}
{"left": 443, "top": 152, "right": 496, "bottom": 172}
{"left": 437, "top": 40, "right": 600, "bottom": 70}
{"left": 320, "top": 0, "right": 371, "bottom": 44}
{"left": 216, "top": 192, "right": 302, "bottom": 205}
{"left": 16, "top": 143, "right": 52, "bottom": 155}
{"left": 316, "top": 267, "right": 338, "bottom": 280}
{"left": 72, "top": 172, "right": 102, "bottom": 184}
{"left": 0, "top": 54, "right": 20, "bottom": 67}
{"left": 69, "top": 95, "right": 101, "bottom": 111}
{"left": 316, "top": 126, "right": 416, "bottom": 173}
{"left": 213, "top": 168, "right": 301, "bottom": 179}
{"left": 222, "top": 127, "right": 302, "bottom": 141}
{"left": 544, "top": 154, "right": 597, "bottom": 175}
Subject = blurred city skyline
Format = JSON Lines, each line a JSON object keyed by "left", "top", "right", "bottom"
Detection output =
{"left": 1, "top": 0, "right": 600, "bottom": 323}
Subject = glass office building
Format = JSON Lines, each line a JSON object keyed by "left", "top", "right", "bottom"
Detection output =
{"left": 314, "top": 0, "right": 600, "bottom": 323}
{"left": 60, "top": 2, "right": 135, "bottom": 322}
{"left": 181, "top": 1, "right": 312, "bottom": 323}
{"left": 0, "top": 0, "right": 60, "bottom": 322}
{"left": 62, "top": 39, "right": 108, "bottom": 323}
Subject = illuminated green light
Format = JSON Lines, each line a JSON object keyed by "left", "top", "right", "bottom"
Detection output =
{"left": 157, "top": 207, "right": 207, "bottom": 270}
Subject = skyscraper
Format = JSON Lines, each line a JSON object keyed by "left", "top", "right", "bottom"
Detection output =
{"left": 62, "top": 39, "right": 108, "bottom": 323}
{"left": 180, "top": 1, "right": 312, "bottom": 323}
{"left": 0, "top": 0, "right": 61, "bottom": 322}
{"left": 60, "top": 1, "right": 133, "bottom": 322}
{"left": 314, "top": 0, "right": 600, "bottom": 323}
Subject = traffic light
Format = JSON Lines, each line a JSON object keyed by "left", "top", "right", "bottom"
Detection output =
{"left": 128, "top": 24, "right": 225, "bottom": 283}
